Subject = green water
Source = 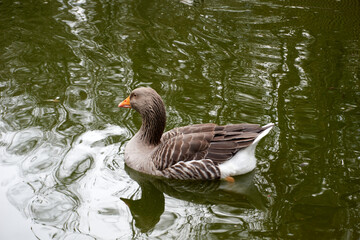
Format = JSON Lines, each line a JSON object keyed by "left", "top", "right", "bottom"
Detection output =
{"left": 0, "top": 0, "right": 359, "bottom": 239}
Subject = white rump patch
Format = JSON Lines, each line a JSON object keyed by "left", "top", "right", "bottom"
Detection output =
{"left": 219, "top": 123, "right": 274, "bottom": 178}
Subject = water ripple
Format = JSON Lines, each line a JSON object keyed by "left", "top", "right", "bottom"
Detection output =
{"left": 0, "top": 0, "right": 359, "bottom": 238}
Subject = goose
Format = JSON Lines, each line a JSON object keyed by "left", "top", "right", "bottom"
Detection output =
{"left": 118, "top": 87, "right": 273, "bottom": 181}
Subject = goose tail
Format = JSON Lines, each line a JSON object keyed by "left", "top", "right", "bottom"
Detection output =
{"left": 219, "top": 123, "right": 274, "bottom": 178}
{"left": 253, "top": 123, "right": 274, "bottom": 145}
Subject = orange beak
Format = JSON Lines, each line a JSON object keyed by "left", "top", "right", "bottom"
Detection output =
{"left": 118, "top": 96, "right": 131, "bottom": 108}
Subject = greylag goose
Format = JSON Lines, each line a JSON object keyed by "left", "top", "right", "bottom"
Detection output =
{"left": 119, "top": 87, "right": 273, "bottom": 181}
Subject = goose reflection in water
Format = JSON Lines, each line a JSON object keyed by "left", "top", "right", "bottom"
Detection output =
{"left": 122, "top": 165, "right": 267, "bottom": 232}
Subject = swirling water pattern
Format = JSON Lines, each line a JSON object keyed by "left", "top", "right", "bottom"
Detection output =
{"left": 0, "top": 0, "right": 359, "bottom": 239}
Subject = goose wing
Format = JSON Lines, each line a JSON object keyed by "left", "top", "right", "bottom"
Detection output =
{"left": 152, "top": 123, "right": 265, "bottom": 174}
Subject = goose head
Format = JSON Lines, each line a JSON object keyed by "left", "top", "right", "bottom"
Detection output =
{"left": 119, "top": 87, "right": 166, "bottom": 145}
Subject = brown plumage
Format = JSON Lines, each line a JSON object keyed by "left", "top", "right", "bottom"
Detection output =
{"left": 119, "top": 87, "right": 273, "bottom": 180}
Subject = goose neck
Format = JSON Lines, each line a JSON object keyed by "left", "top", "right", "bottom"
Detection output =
{"left": 138, "top": 106, "right": 166, "bottom": 145}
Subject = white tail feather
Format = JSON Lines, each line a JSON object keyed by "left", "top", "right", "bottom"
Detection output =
{"left": 253, "top": 123, "right": 274, "bottom": 145}
{"left": 219, "top": 123, "right": 274, "bottom": 178}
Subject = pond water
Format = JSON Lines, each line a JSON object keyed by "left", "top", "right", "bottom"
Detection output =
{"left": 0, "top": 0, "right": 359, "bottom": 239}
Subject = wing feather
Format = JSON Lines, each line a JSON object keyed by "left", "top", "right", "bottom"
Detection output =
{"left": 153, "top": 123, "right": 270, "bottom": 172}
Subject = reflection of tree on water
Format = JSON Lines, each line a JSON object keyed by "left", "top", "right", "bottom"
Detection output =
{"left": 123, "top": 165, "right": 267, "bottom": 232}
{"left": 55, "top": 125, "right": 127, "bottom": 184}
{"left": 3, "top": 125, "right": 130, "bottom": 239}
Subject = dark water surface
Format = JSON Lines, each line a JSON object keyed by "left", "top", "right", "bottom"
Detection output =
{"left": 1, "top": 0, "right": 359, "bottom": 239}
